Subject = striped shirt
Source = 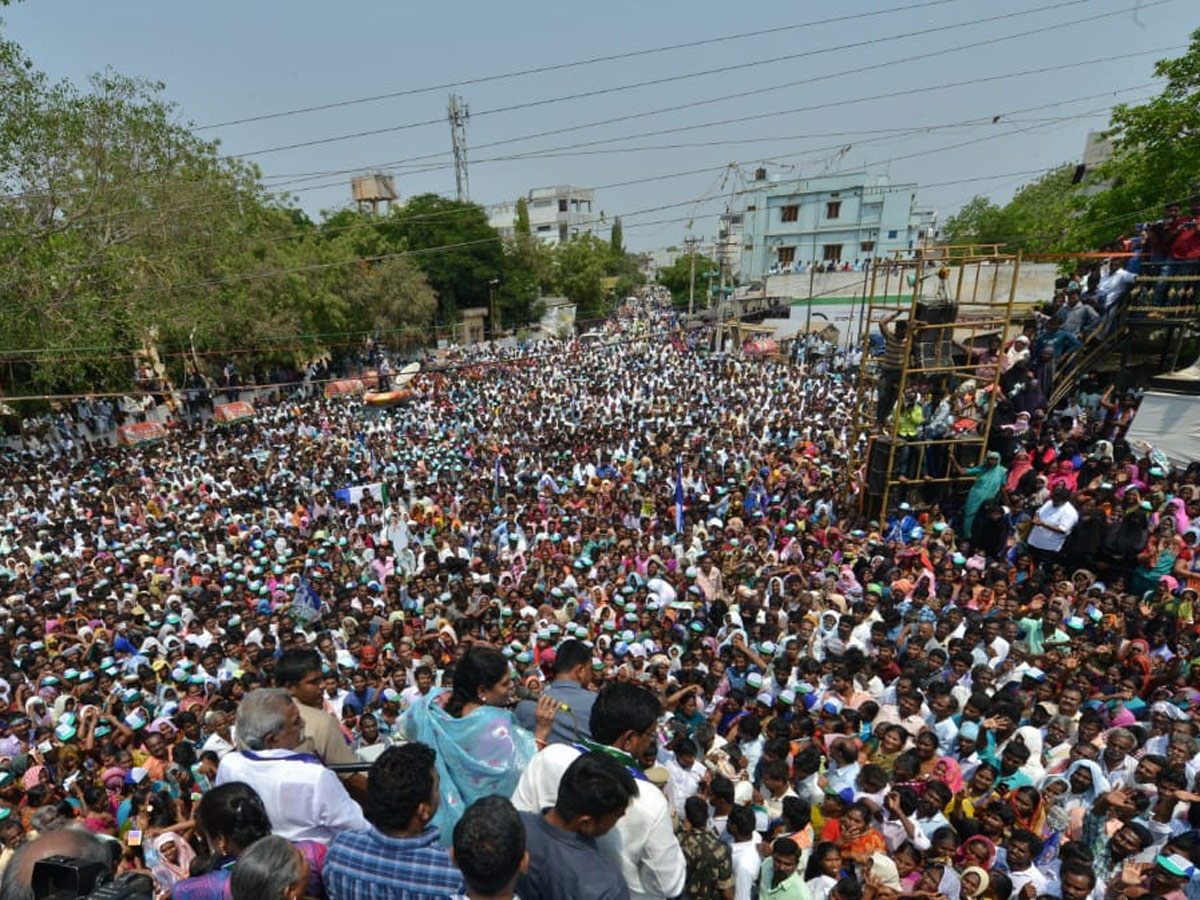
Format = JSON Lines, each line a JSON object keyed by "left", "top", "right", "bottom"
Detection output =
{"left": 323, "top": 825, "right": 463, "bottom": 900}
{"left": 881, "top": 333, "right": 906, "bottom": 371}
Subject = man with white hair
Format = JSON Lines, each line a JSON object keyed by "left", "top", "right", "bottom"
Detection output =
{"left": 215, "top": 688, "right": 366, "bottom": 843}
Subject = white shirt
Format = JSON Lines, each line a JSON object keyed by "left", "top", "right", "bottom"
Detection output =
{"left": 807, "top": 875, "right": 837, "bottom": 900}
{"left": 512, "top": 743, "right": 687, "bottom": 900}
{"left": 663, "top": 754, "right": 705, "bottom": 819}
{"left": 1028, "top": 500, "right": 1079, "bottom": 553}
{"left": 731, "top": 840, "right": 760, "bottom": 900}
{"left": 881, "top": 814, "right": 930, "bottom": 852}
{"left": 215, "top": 748, "right": 367, "bottom": 844}
{"left": 200, "top": 731, "right": 236, "bottom": 760}
{"left": 1007, "top": 864, "right": 1049, "bottom": 899}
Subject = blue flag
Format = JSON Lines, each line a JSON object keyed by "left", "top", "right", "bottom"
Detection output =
{"left": 674, "top": 457, "right": 685, "bottom": 534}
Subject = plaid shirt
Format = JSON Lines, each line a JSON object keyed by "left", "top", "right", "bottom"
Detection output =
{"left": 323, "top": 825, "right": 463, "bottom": 900}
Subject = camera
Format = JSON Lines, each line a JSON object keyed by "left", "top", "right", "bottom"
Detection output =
{"left": 31, "top": 857, "right": 154, "bottom": 900}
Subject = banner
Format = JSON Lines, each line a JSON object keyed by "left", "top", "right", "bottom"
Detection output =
{"left": 213, "top": 401, "right": 255, "bottom": 424}
{"left": 117, "top": 422, "right": 167, "bottom": 446}
{"left": 335, "top": 482, "right": 389, "bottom": 506}
{"left": 324, "top": 379, "right": 365, "bottom": 399}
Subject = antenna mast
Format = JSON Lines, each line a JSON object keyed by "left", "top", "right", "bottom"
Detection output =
{"left": 447, "top": 94, "right": 470, "bottom": 202}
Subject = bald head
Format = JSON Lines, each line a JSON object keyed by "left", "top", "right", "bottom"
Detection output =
{"left": 0, "top": 829, "right": 113, "bottom": 900}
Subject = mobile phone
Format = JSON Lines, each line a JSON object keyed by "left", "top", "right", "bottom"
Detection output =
{"left": 38, "top": 741, "right": 53, "bottom": 754}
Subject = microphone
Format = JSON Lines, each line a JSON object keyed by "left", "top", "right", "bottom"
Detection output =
{"left": 326, "top": 762, "right": 373, "bottom": 773}
{"left": 512, "top": 684, "right": 579, "bottom": 742}
{"left": 512, "top": 683, "right": 569, "bottom": 711}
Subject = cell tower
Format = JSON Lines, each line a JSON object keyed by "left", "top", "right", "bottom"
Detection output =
{"left": 447, "top": 95, "right": 470, "bottom": 202}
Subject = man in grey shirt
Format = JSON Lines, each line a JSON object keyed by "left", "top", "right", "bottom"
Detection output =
{"left": 517, "top": 751, "right": 636, "bottom": 900}
{"left": 516, "top": 639, "right": 596, "bottom": 745}
{"left": 1058, "top": 291, "right": 1100, "bottom": 337}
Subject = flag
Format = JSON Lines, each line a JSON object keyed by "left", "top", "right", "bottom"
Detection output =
{"left": 334, "top": 482, "right": 388, "bottom": 507}
{"left": 674, "top": 457, "right": 685, "bottom": 534}
{"left": 291, "top": 577, "right": 323, "bottom": 625}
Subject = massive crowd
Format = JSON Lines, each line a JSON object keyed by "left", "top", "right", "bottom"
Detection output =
{"left": 0, "top": 287, "right": 1198, "bottom": 900}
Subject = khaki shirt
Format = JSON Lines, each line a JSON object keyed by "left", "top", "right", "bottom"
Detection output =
{"left": 297, "top": 702, "right": 359, "bottom": 767}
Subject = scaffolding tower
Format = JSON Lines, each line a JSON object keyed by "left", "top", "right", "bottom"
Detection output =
{"left": 851, "top": 246, "right": 1023, "bottom": 519}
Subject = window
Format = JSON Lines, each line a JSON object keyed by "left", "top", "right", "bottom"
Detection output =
{"left": 826, "top": 201, "right": 842, "bottom": 219}
{"left": 780, "top": 204, "right": 799, "bottom": 222}
{"left": 537, "top": 224, "right": 552, "bottom": 232}
{"left": 887, "top": 229, "right": 898, "bottom": 239}
{"left": 558, "top": 199, "right": 568, "bottom": 212}
{"left": 777, "top": 246, "right": 796, "bottom": 265}
{"left": 744, "top": 244, "right": 754, "bottom": 251}
{"left": 860, "top": 241, "right": 875, "bottom": 253}
{"left": 822, "top": 244, "right": 843, "bottom": 261}
{"left": 747, "top": 205, "right": 757, "bottom": 211}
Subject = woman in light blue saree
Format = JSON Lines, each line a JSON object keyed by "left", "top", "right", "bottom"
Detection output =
{"left": 402, "top": 645, "right": 556, "bottom": 842}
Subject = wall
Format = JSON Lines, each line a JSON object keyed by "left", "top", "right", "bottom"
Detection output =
{"left": 763, "top": 261, "right": 1060, "bottom": 305}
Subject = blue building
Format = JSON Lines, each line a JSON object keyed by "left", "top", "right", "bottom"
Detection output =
{"left": 736, "top": 171, "right": 921, "bottom": 281}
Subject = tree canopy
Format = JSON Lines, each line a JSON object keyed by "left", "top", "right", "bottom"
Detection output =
{"left": 0, "top": 24, "right": 648, "bottom": 397}
{"left": 942, "top": 165, "right": 1077, "bottom": 254}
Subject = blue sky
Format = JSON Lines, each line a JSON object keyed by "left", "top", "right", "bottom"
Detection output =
{"left": 3, "top": 0, "right": 1195, "bottom": 250}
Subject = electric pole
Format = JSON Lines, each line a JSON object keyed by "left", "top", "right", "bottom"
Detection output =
{"left": 684, "top": 235, "right": 700, "bottom": 318}
{"left": 715, "top": 255, "right": 728, "bottom": 353}
{"left": 447, "top": 95, "right": 470, "bottom": 203}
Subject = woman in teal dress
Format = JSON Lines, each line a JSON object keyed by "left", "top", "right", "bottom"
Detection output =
{"left": 954, "top": 450, "right": 1008, "bottom": 539}
{"left": 402, "top": 645, "right": 556, "bottom": 843}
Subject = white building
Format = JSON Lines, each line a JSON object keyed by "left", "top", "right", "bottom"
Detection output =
{"left": 488, "top": 186, "right": 598, "bottom": 245}
{"left": 736, "top": 171, "right": 920, "bottom": 281}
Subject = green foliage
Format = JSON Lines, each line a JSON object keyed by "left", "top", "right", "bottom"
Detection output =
{"left": 1068, "top": 29, "right": 1200, "bottom": 248}
{"left": 514, "top": 197, "right": 531, "bottom": 236}
{"left": 552, "top": 234, "right": 612, "bottom": 320}
{"left": 0, "top": 25, "right": 620, "bottom": 394}
{"left": 942, "top": 166, "right": 1078, "bottom": 254}
{"left": 610, "top": 216, "right": 624, "bottom": 256}
{"left": 657, "top": 252, "right": 717, "bottom": 307}
{"left": 0, "top": 26, "right": 461, "bottom": 393}
{"left": 376, "top": 193, "right": 503, "bottom": 322}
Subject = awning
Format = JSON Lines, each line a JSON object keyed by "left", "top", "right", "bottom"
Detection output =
{"left": 1126, "top": 391, "right": 1200, "bottom": 466}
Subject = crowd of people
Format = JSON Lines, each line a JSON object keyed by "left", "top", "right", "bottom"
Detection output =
{"left": 0, "top": 288, "right": 1197, "bottom": 900}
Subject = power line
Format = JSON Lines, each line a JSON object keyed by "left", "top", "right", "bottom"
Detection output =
{"left": 252, "top": 82, "right": 1158, "bottom": 186}
{"left": 194, "top": 0, "right": 962, "bottom": 130}
{"left": 16, "top": 83, "right": 1161, "bottom": 290}
{"left": 45, "top": 92, "right": 1147, "bottom": 278}
{"left": 5, "top": 49, "right": 1167, "bottom": 240}
{"left": 234, "top": 0, "right": 1133, "bottom": 159}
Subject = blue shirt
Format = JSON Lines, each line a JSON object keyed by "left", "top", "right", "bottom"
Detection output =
{"left": 323, "top": 825, "right": 463, "bottom": 900}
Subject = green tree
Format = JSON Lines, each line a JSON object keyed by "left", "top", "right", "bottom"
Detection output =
{"left": 942, "top": 166, "right": 1078, "bottom": 254}
{"left": 942, "top": 196, "right": 1004, "bottom": 246}
{"left": 344, "top": 255, "right": 437, "bottom": 337}
{"left": 1070, "top": 29, "right": 1200, "bottom": 248}
{"left": 552, "top": 235, "right": 611, "bottom": 320}
{"left": 657, "top": 253, "right": 717, "bottom": 307}
{"left": 377, "top": 193, "right": 503, "bottom": 323}
{"left": 610, "top": 216, "right": 624, "bottom": 256}
{"left": 515, "top": 196, "right": 531, "bottom": 236}
{"left": 0, "top": 30, "right": 307, "bottom": 391}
